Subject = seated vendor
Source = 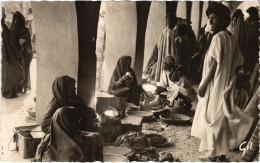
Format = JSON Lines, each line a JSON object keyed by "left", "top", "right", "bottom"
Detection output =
{"left": 159, "top": 56, "right": 196, "bottom": 110}
{"left": 35, "top": 76, "right": 103, "bottom": 162}
{"left": 108, "top": 56, "right": 141, "bottom": 105}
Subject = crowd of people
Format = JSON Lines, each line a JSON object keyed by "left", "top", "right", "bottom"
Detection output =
{"left": 1, "top": 7, "right": 33, "bottom": 98}
{"left": 2, "top": 2, "right": 259, "bottom": 162}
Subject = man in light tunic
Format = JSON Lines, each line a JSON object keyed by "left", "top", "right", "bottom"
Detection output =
{"left": 191, "top": 2, "right": 244, "bottom": 162}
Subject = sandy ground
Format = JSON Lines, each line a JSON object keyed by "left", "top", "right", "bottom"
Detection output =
{"left": 0, "top": 58, "right": 244, "bottom": 162}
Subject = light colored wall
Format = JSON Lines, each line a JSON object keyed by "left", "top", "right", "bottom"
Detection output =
{"left": 201, "top": 1, "right": 209, "bottom": 28}
{"left": 32, "top": 2, "right": 78, "bottom": 124}
{"left": 143, "top": 1, "right": 166, "bottom": 71}
{"left": 190, "top": 1, "right": 200, "bottom": 37}
{"left": 237, "top": 1, "right": 259, "bottom": 18}
{"left": 103, "top": 2, "right": 137, "bottom": 92}
{"left": 176, "top": 2, "right": 187, "bottom": 19}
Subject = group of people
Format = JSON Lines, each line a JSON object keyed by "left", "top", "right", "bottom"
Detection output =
{"left": 2, "top": 8, "right": 33, "bottom": 98}
{"left": 144, "top": 14, "right": 196, "bottom": 83}
{"left": 10, "top": 2, "right": 256, "bottom": 162}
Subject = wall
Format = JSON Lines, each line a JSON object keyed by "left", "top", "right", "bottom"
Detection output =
{"left": 176, "top": 2, "right": 187, "bottom": 19}
{"left": 190, "top": 1, "right": 200, "bottom": 37}
{"left": 201, "top": 1, "right": 209, "bottom": 28}
{"left": 143, "top": 1, "right": 166, "bottom": 71}
{"left": 32, "top": 2, "right": 78, "bottom": 124}
{"left": 103, "top": 2, "right": 137, "bottom": 92}
{"left": 237, "top": 1, "right": 259, "bottom": 18}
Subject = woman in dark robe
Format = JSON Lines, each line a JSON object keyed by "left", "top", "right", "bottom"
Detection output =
{"left": 11, "top": 11, "right": 33, "bottom": 93}
{"left": 244, "top": 7, "right": 259, "bottom": 73}
{"left": 1, "top": 8, "right": 24, "bottom": 98}
{"left": 35, "top": 76, "right": 103, "bottom": 162}
{"left": 108, "top": 56, "right": 141, "bottom": 105}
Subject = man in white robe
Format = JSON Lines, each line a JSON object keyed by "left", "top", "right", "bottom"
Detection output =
{"left": 191, "top": 3, "right": 244, "bottom": 161}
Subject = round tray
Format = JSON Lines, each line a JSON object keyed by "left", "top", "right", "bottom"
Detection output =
{"left": 160, "top": 113, "right": 191, "bottom": 125}
{"left": 127, "top": 110, "right": 153, "bottom": 122}
{"left": 104, "top": 153, "right": 129, "bottom": 162}
{"left": 103, "top": 146, "right": 133, "bottom": 156}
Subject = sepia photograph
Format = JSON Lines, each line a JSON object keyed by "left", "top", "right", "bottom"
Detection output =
{"left": 0, "top": 1, "right": 259, "bottom": 162}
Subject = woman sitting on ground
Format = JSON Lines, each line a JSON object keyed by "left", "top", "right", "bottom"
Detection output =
{"left": 108, "top": 56, "right": 141, "bottom": 105}
{"left": 35, "top": 75, "right": 103, "bottom": 162}
{"left": 159, "top": 56, "right": 196, "bottom": 110}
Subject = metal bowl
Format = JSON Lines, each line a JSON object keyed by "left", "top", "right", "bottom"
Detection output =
{"left": 111, "top": 87, "right": 130, "bottom": 97}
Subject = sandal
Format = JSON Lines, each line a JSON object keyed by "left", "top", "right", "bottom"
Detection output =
{"left": 199, "top": 156, "right": 217, "bottom": 162}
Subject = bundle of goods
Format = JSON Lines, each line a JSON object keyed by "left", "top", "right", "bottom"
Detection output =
{"left": 157, "top": 151, "right": 176, "bottom": 162}
{"left": 100, "top": 106, "right": 122, "bottom": 143}
{"left": 114, "top": 131, "right": 150, "bottom": 151}
{"left": 130, "top": 147, "right": 175, "bottom": 162}
{"left": 143, "top": 132, "right": 170, "bottom": 147}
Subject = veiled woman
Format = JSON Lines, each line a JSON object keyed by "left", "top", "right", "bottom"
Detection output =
{"left": 35, "top": 76, "right": 103, "bottom": 162}
{"left": 191, "top": 3, "right": 244, "bottom": 161}
{"left": 108, "top": 56, "right": 141, "bottom": 105}
{"left": 11, "top": 11, "right": 32, "bottom": 93}
{"left": 1, "top": 8, "right": 24, "bottom": 98}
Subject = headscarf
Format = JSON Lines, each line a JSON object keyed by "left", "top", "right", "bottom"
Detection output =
{"left": 206, "top": 2, "right": 231, "bottom": 30}
{"left": 10, "top": 11, "right": 26, "bottom": 37}
{"left": 52, "top": 75, "right": 76, "bottom": 106}
{"left": 246, "top": 7, "right": 259, "bottom": 20}
{"left": 10, "top": 11, "right": 25, "bottom": 30}
{"left": 162, "top": 55, "right": 175, "bottom": 71}
{"left": 42, "top": 107, "right": 87, "bottom": 161}
{"left": 108, "top": 56, "right": 131, "bottom": 92}
{"left": 53, "top": 107, "right": 81, "bottom": 136}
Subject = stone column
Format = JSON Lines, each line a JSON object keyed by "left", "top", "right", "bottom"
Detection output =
{"left": 134, "top": 2, "right": 151, "bottom": 85}
{"left": 103, "top": 2, "right": 137, "bottom": 92}
{"left": 75, "top": 1, "right": 101, "bottom": 108}
{"left": 32, "top": 2, "right": 78, "bottom": 124}
{"left": 143, "top": 1, "right": 166, "bottom": 71}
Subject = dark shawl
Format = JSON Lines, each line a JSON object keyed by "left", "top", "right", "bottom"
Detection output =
{"left": 108, "top": 56, "right": 132, "bottom": 93}
{"left": 11, "top": 11, "right": 33, "bottom": 90}
{"left": 108, "top": 56, "right": 141, "bottom": 105}
{"left": 1, "top": 18, "right": 24, "bottom": 98}
{"left": 41, "top": 76, "right": 95, "bottom": 134}
{"left": 40, "top": 107, "right": 103, "bottom": 162}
